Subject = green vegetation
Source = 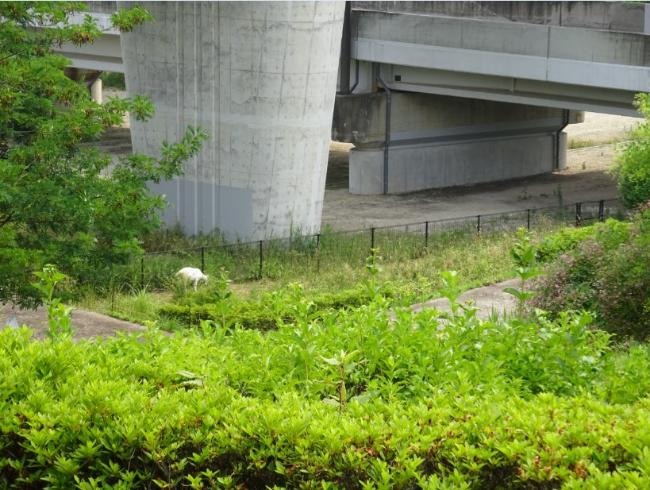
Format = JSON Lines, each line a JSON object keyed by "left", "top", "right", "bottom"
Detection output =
{"left": 3, "top": 3, "right": 650, "bottom": 488}
{"left": 79, "top": 228, "right": 525, "bottom": 328}
{"left": 567, "top": 136, "right": 627, "bottom": 149}
{"left": 102, "top": 209, "right": 581, "bottom": 292}
{"left": 7, "top": 287, "right": 650, "bottom": 487}
{"left": 0, "top": 2, "right": 206, "bottom": 307}
{"left": 533, "top": 208, "right": 649, "bottom": 339}
{"left": 78, "top": 207, "right": 618, "bottom": 330}
{"left": 614, "top": 93, "right": 650, "bottom": 209}
{"left": 535, "top": 218, "right": 630, "bottom": 262}
{"left": 99, "top": 72, "right": 126, "bottom": 90}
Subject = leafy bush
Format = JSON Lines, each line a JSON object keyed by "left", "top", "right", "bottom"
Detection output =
{"left": 99, "top": 72, "right": 126, "bottom": 90}
{"left": 160, "top": 283, "right": 397, "bottom": 330}
{"left": 533, "top": 209, "right": 650, "bottom": 338}
{"left": 6, "top": 296, "right": 647, "bottom": 488}
{"left": 536, "top": 218, "right": 629, "bottom": 263}
{"left": 613, "top": 93, "right": 650, "bottom": 209}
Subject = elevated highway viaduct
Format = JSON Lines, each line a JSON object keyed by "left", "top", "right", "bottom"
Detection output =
{"left": 334, "top": 1, "right": 650, "bottom": 194}
{"left": 53, "top": 1, "right": 650, "bottom": 239}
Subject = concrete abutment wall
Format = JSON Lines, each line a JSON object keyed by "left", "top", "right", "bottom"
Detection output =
{"left": 333, "top": 92, "right": 574, "bottom": 194}
{"left": 121, "top": 1, "right": 344, "bottom": 241}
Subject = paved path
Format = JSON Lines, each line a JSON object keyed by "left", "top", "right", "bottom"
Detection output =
{"left": 409, "top": 278, "right": 519, "bottom": 319}
{"left": 0, "top": 304, "right": 147, "bottom": 340}
{"left": 1, "top": 278, "right": 520, "bottom": 340}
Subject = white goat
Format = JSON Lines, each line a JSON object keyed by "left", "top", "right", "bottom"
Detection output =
{"left": 175, "top": 267, "right": 209, "bottom": 290}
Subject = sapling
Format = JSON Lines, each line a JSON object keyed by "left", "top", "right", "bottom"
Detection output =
{"left": 364, "top": 248, "right": 383, "bottom": 300}
{"left": 439, "top": 270, "right": 462, "bottom": 315}
{"left": 504, "top": 228, "right": 542, "bottom": 316}
{"left": 322, "top": 350, "right": 360, "bottom": 413}
{"left": 438, "top": 270, "right": 479, "bottom": 323}
{"left": 32, "top": 264, "right": 73, "bottom": 340}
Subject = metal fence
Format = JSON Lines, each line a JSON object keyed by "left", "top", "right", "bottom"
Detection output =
{"left": 115, "top": 198, "right": 625, "bottom": 290}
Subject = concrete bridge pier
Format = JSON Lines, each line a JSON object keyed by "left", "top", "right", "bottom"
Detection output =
{"left": 90, "top": 78, "right": 103, "bottom": 104}
{"left": 121, "top": 2, "right": 344, "bottom": 240}
{"left": 64, "top": 67, "right": 104, "bottom": 104}
{"left": 333, "top": 92, "right": 579, "bottom": 195}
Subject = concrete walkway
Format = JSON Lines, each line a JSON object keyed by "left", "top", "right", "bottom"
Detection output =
{"left": 0, "top": 278, "right": 520, "bottom": 340}
{"left": 0, "top": 304, "right": 147, "bottom": 340}
{"left": 410, "top": 278, "right": 520, "bottom": 319}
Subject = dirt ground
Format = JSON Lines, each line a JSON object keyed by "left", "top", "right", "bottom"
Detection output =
{"left": 99, "top": 110, "right": 641, "bottom": 232}
{"left": 323, "top": 112, "right": 642, "bottom": 230}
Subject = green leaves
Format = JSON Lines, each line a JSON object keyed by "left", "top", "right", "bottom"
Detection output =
{"left": 614, "top": 93, "right": 650, "bottom": 209}
{"left": 32, "top": 264, "right": 73, "bottom": 339}
{"left": 505, "top": 228, "right": 542, "bottom": 315}
{"left": 0, "top": 2, "right": 205, "bottom": 306}
{"left": 110, "top": 6, "right": 154, "bottom": 33}
{"left": 0, "top": 306, "right": 647, "bottom": 488}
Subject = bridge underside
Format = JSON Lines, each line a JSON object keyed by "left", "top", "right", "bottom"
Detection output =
{"left": 330, "top": 4, "right": 648, "bottom": 195}
{"left": 334, "top": 92, "right": 576, "bottom": 194}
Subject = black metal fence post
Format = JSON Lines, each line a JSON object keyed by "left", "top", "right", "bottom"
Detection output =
{"left": 315, "top": 233, "right": 321, "bottom": 273}
{"left": 598, "top": 200, "right": 605, "bottom": 222}
{"left": 424, "top": 221, "right": 429, "bottom": 248}
{"left": 117, "top": 198, "right": 617, "bottom": 293}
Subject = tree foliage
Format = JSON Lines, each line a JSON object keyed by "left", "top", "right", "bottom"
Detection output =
{"left": 0, "top": 2, "right": 207, "bottom": 306}
{"left": 614, "top": 93, "right": 650, "bottom": 209}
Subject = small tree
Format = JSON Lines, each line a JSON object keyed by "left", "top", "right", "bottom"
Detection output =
{"left": 614, "top": 93, "right": 650, "bottom": 209}
{"left": 0, "top": 2, "right": 207, "bottom": 306}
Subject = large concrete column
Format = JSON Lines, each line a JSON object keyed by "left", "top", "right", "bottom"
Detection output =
{"left": 333, "top": 92, "right": 574, "bottom": 194}
{"left": 90, "top": 78, "right": 103, "bottom": 104}
{"left": 121, "top": 2, "right": 344, "bottom": 240}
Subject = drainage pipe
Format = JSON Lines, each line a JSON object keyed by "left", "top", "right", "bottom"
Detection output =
{"left": 376, "top": 75, "right": 392, "bottom": 195}
{"left": 554, "top": 109, "right": 570, "bottom": 170}
{"left": 349, "top": 59, "right": 360, "bottom": 93}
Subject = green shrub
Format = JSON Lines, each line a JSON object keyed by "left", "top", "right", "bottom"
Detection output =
{"left": 613, "top": 93, "right": 650, "bottom": 209}
{"left": 159, "top": 283, "right": 397, "bottom": 330}
{"left": 5, "top": 298, "right": 645, "bottom": 488}
{"left": 536, "top": 218, "right": 629, "bottom": 263}
{"left": 533, "top": 209, "right": 650, "bottom": 338}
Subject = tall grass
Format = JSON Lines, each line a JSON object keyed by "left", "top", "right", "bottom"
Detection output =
{"left": 77, "top": 201, "right": 625, "bottom": 324}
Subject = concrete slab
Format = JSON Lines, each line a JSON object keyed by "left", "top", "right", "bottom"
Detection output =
{"left": 0, "top": 304, "right": 147, "bottom": 340}
{"left": 410, "top": 278, "right": 520, "bottom": 320}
